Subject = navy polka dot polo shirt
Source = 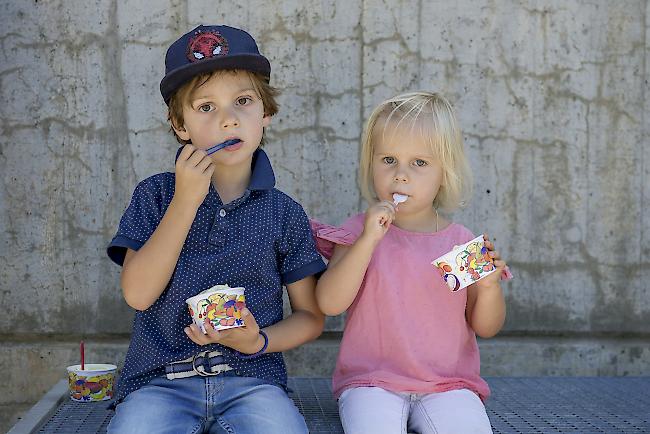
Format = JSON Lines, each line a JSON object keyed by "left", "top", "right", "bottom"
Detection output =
{"left": 107, "top": 149, "right": 326, "bottom": 403}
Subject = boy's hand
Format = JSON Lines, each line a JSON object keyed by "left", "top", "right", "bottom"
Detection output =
{"left": 474, "top": 234, "right": 507, "bottom": 292}
{"left": 361, "top": 200, "right": 396, "bottom": 244}
{"left": 184, "top": 308, "right": 266, "bottom": 355}
{"left": 174, "top": 144, "right": 215, "bottom": 209}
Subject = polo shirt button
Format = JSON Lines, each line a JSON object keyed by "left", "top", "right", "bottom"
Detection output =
{"left": 219, "top": 209, "right": 226, "bottom": 217}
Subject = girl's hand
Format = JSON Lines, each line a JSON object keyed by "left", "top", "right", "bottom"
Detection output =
{"left": 174, "top": 144, "right": 215, "bottom": 209}
{"left": 361, "top": 200, "right": 396, "bottom": 244}
{"left": 184, "top": 308, "right": 266, "bottom": 355}
{"left": 474, "top": 234, "right": 507, "bottom": 291}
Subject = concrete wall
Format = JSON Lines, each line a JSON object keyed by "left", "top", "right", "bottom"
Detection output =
{"left": 1, "top": 0, "right": 648, "bottom": 431}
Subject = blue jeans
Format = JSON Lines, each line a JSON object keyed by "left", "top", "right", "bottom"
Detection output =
{"left": 107, "top": 373, "right": 308, "bottom": 434}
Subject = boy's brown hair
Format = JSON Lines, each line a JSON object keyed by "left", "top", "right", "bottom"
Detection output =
{"left": 167, "top": 70, "right": 279, "bottom": 145}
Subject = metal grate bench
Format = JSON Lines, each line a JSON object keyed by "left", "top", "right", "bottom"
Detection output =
{"left": 9, "top": 377, "right": 650, "bottom": 433}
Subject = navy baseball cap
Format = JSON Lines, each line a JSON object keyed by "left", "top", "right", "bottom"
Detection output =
{"left": 160, "top": 25, "right": 271, "bottom": 104}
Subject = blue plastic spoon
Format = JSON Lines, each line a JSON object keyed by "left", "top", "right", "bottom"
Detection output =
{"left": 175, "top": 139, "right": 242, "bottom": 162}
{"left": 205, "top": 138, "right": 241, "bottom": 155}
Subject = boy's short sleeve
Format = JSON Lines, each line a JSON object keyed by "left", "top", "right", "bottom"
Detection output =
{"left": 278, "top": 201, "right": 327, "bottom": 285}
{"left": 107, "top": 178, "right": 164, "bottom": 266}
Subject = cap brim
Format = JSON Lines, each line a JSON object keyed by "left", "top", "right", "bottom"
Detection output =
{"left": 160, "top": 54, "right": 271, "bottom": 103}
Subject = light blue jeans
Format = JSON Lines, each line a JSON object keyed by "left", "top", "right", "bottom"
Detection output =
{"left": 107, "top": 373, "right": 308, "bottom": 434}
{"left": 338, "top": 386, "right": 492, "bottom": 434}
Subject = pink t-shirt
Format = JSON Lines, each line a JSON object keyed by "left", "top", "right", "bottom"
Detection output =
{"left": 312, "top": 214, "right": 491, "bottom": 401}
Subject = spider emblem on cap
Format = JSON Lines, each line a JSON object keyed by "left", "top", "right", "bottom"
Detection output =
{"left": 187, "top": 30, "right": 229, "bottom": 62}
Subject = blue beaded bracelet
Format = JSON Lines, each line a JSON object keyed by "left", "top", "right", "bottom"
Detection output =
{"left": 236, "top": 330, "right": 268, "bottom": 359}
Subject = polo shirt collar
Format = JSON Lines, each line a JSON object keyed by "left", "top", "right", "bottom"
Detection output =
{"left": 248, "top": 149, "right": 275, "bottom": 191}
{"left": 174, "top": 147, "right": 275, "bottom": 192}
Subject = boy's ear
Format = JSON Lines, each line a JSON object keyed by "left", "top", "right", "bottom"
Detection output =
{"left": 262, "top": 114, "right": 271, "bottom": 127}
{"left": 172, "top": 123, "right": 191, "bottom": 141}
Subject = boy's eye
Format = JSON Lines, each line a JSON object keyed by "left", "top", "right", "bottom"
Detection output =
{"left": 382, "top": 156, "right": 395, "bottom": 165}
{"left": 198, "top": 104, "right": 214, "bottom": 113}
{"left": 236, "top": 96, "right": 253, "bottom": 106}
{"left": 414, "top": 159, "right": 427, "bottom": 167}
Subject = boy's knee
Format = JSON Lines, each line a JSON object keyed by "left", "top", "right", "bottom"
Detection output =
{"left": 108, "top": 391, "right": 202, "bottom": 434}
{"left": 220, "top": 383, "right": 307, "bottom": 434}
{"left": 220, "top": 400, "right": 307, "bottom": 434}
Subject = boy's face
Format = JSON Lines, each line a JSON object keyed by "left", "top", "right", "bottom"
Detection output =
{"left": 173, "top": 71, "right": 270, "bottom": 167}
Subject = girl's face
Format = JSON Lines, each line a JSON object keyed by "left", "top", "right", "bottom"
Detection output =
{"left": 371, "top": 119, "right": 444, "bottom": 218}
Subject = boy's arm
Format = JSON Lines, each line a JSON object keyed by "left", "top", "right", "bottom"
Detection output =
{"left": 184, "top": 275, "right": 324, "bottom": 354}
{"left": 121, "top": 145, "right": 214, "bottom": 311}
{"left": 263, "top": 275, "right": 324, "bottom": 351}
{"left": 121, "top": 198, "right": 197, "bottom": 311}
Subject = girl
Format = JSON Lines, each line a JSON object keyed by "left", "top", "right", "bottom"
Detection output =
{"left": 312, "top": 91, "right": 511, "bottom": 434}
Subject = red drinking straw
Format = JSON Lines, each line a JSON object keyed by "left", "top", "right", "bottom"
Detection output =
{"left": 80, "top": 340, "right": 85, "bottom": 370}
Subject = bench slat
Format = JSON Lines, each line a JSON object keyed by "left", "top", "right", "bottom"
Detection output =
{"left": 13, "top": 377, "right": 650, "bottom": 434}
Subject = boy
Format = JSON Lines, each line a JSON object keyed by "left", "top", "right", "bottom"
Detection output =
{"left": 107, "top": 25, "right": 326, "bottom": 434}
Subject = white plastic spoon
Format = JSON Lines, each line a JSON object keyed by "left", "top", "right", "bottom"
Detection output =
{"left": 393, "top": 193, "right": 408, "bottom": 205}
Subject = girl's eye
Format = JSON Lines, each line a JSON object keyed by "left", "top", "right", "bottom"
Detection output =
{"left": 382, "top": 156, "right": 395, "bottom": 165}
{"left": 236, "top": 96, "right": 253, "bottom": 106}
{"left": 414, "top": 159, "right": 427, "bottom": 167}
{"left": 198, "top": 104, "right": 213, "bottom": 113}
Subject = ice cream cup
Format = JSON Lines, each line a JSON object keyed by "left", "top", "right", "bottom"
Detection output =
{"left": 431, "top": 235, "right": 496, "bottom": 292}
{"left": 186, "top": 285, "right": 246, "bottom": 333}
{"left": 66, "top": 364, "right": 117, "bottom": 402}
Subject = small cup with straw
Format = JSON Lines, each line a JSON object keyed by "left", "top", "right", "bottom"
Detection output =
{"left": 66, "top": 341, "right": 117, "bottom": 402}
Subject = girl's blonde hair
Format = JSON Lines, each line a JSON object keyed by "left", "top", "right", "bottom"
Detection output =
{"left": 359, "top": 91, "right": 472, "bottom": 212}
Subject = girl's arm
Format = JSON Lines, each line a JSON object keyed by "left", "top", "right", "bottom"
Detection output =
{"left": 121, "top": 145, "right": 214, "bottom": 311}
{"left": 315, "top": 237, "right": 375, "bottom": 316}
{"left": 315, "top": 201, "right": 396, "bottom": 316}
{"left": 184, "top": 275, "right": 325, "bottom": 354}
{"left": 465, "top": 236, "right": 507, "bottom": 338}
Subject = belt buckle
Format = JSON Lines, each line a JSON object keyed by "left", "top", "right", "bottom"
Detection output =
{"left": 192, "top": 351, "right": 210, "bottom": 377}
{"left": 192, "top": 351, "right": 224, "bottom": 377}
